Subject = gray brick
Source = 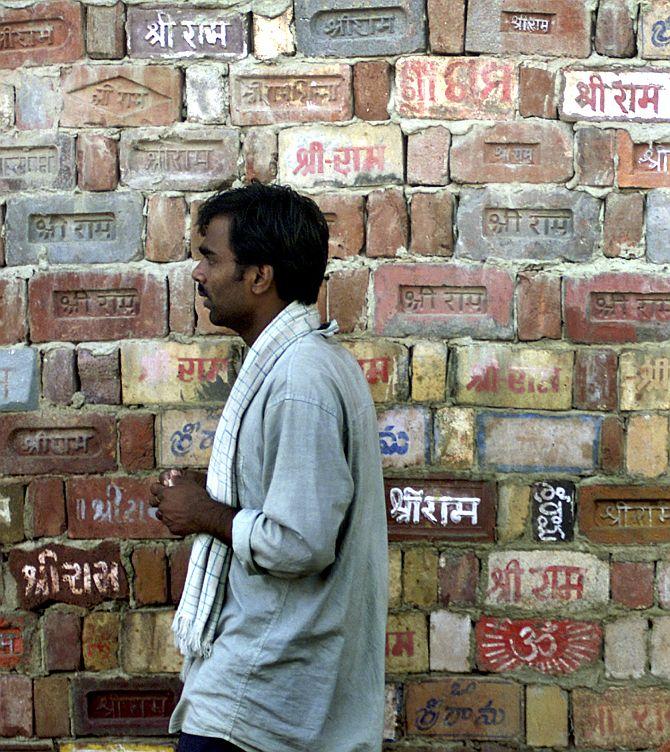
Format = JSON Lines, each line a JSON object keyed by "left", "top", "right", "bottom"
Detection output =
{"left": 646, "top": 189, "right": 670, "bottom": 264}
{"left": 6, "top": 193, "right": 143, "bottom": 266}
{"left": 0, "top": 133, "right": 75, "bottom": 191}
{"left": 0, "top": 348, "right": 38, "bottom": 412}
{"left": 295, "top": 0, "right": 426, "bottom": 57}
{"left": 455, "top": 186, "right": 600, "bottom": 262}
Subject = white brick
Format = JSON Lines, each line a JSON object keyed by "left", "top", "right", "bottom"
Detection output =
{"left": 186, "top": 65, "right": 227, "bottom": 123}
{"left": 430, "top": 610, "right": 470, "bottom": 671}
{"left": 651, "top": 617, "right": 670, "bottom": 679}
{"left": 605, "top": 616, "right": 647, "bottom": 679}
{"left": 253, "top": 7, "right": 295, "bottom": 60}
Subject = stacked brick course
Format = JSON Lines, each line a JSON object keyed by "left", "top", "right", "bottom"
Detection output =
{"left": 2, "top": 0, "right": 670, "bottom": 748}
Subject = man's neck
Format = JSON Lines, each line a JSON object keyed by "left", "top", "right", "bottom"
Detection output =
{"left": 239, "top": 299, "right": 290, "bottom": 347}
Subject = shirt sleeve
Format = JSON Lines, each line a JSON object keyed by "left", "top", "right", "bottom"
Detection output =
{"left": 231, "top": 395, "right": 354, "bottom": 578}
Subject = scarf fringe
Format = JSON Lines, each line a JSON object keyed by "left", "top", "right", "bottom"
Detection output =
{"left": 173, "top": 612, "right": 214, "bottom": 660}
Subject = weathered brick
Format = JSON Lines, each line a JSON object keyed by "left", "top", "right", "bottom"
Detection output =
{"left": 466, "top": 0, "right": 591, "bottom": 56}
{"left": 627, "top": 413, "right": 668, "bottom": 477}
{"left": 438, "top": 551, "right": 478, "bottom": 605}
{"left": 646, "top": 189, "right": 670, "bottom": 263}
{"left": 0, "top": 132, "right": 75, "bottom": 191}
{"left": 158, "top": 408, "right": 221, "bottom": 468}
{"left": 0, "top": 484, "right": 24, "bottom": 544}
{"left": 0, "top": 82, "right": 14, "bottom": 128}
{"left": 0, "top": 348, "right": 38, "bottom": 412}
{"left": 242, "top": 128, "right": 277, "bottom": 183}
{"left": 427, "top": 0, "right": 465, "bottom": 53}
{"left": 383, "top": 683, "right": 401, "bottom": 742}
{"left": 76, "top": 133, "right": 119, "bottom": 191}
{"left": 651, "top": 617, "right": 670, "bottom": 678}
{"left": 603, "top": 190, "right": 644, "bottom": 257}
{"left": 278, "top": 122, "right": 403, "bottom": 188}
{"left": 433, "top": 406, "right": 475, "bottom": 469}
{"left": 596, "top": 0, "right": 635, "bottom": 56}
{"left": 639, "top": 0, "right": 670, "bottom": 59}
{"left": 354, "top": 60, "right": 390, "bottom": 120}
{"left": 42, "top": 347, "right": 76, "bottom": 405}
{"left": 374, "top": 263, "right": 514, "bottom": 339}
{"left": 169, "top": 264, "right": 196, "bottom": 336}
{"left": 83, "top": 611, "right": 120, "bottom": 671}
{"left": 497, "top": 482, "right": 530, "bottom": 542}
{"left": 231, "top": 63, "right": 352, "bottom": 125}
{"left": 411, "top": 341, "right": 447, "bottom": 402}
{"left": 388, "top": 547, "right": 401, "bottom": 609}
{"left": 620, "top": 348, "right": 670, "bottom": 409}
{"left": 327, "top": 268, "right": 369, "bottom": 333}
{"left": 86, "top": 3, "right": 125, "bottom": 59}
{"left": 61, "top": 64, "right": 182, "bottom": 127}
{"left": 15, "top": 74, "right": 61, "bottom": 130}
{"left": 340, "top": 339, "right": 409, "bottom": 403}
{"left": 0, "top": 276, "right": 27, "bottom": 345}
{"left": 486, "top": 550, "right": 609, "bottom": 611}
{"left": 0, "top": 675, "right": 33, "bottom": 736}
{"left": 29, "top": 270, "right": 167, "bottom": 343}
{"left": 312, "top": 193, "right": 365, "bottom": 259}
{"left": 526, "top": 685, "right": 568, "bottom": 747}
{"left": 29, "top": 477, "right": 66, "bottom": 537}
{"left": 406, "top": 126, "right": 450, "bottom": 185}
{"left": 516, "top": 271, "right": 561, "bottom": 341}
{"left": 409, "top": 190, "right": 453, "bottom": 255}
{"left": 456, "top": 186, "right": 599, "bottom": 262}
{"left": 403, "top": 548, "right": 437, "bottom": 607}
{"left": 385, "top": 612, "right": 428, "bottom": 673}
{"left": 366, "top": 188, "right": 408, "bottom": 257}
{"left": 0, "top": 612, "right": 38, "bottom": 671}
{"left": 600, "top": 416, "right": 624, "bottom": 474}
{"left": 77, "top": 348, "right": 120, "bottom": 405}
{"left": 253, "top": 7, "right": 294, "bottom": 59}
{"left": 169, "top": 541, "right": 191, "bottom": 604}
{"left": 185, "top": 64, "right": 227, "bottom": 124}
{"left": 574, "top": 348, "right": 618, "bottom": 410}
{"left": 122, "top": 610, "right": 181, "bottom": 673}
{"left": 43, "top": 609, "right": 81, "bottom": 671}
{"left": 617, "top": 131, "right": 670, "bottom": 188}
{"left": 34, "top": 675, "right": 70, "bottom": 737}
{"left": 396, "top": 57, "right": 517, "bottom": 120}
{"left": 658, "top": 560, "right": 670, "bottom": 608}
{"left": 574, "top": 128, "right": 616, "bottom": 186}
{"left": 430, "top": 611, "right": 470, "bottom": 671}
{"left": 519, "top": 66, "right": 557, "bottom": 118}
{"left": 132, "top": 545, "right": 168, "bottom": 606}
{"left": 119, "top": 413, "right": 155, "bottom": 472}
{"left": 612, "top": 561, "right": 654, "bottom": 608}
{"left": 605, "top": 615, "right": 647, "bottom": 679}
{"left": 145, "top": 195, "right": 186, "bottom": 262}
{"left": 378, "top": 406, "right": 431, "bottom": 469}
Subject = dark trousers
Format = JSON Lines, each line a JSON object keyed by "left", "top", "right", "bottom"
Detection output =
{"left": 177, "top": 732, "right": 245, "bottom": 752}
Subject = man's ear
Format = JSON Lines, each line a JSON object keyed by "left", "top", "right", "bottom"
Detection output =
{"left": 249, "top": 264, "right": 275, "bottom": 295}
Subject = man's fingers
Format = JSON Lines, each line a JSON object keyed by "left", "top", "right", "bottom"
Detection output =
{"left": 158, "top": 470, "right": 171, "bottom": 485}
{"left": 149, "top": 482, "right": 164, "bottom": 501}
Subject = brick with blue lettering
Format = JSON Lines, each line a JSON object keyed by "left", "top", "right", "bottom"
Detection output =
{"left": 0, "top": 348, "right": 38, "bottom": 412}
{"left": 378, "top": 405, "right": 432, "bottom": 468}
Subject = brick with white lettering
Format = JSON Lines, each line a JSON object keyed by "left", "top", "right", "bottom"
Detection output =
{"left": 531, "top": 480, "right": 575, "bottom": 542}
{"left": 0, "top": 133, "right": 75, "bottom": 191}
{"left": 0, "top": 348, "right": 38, "bottom": 412}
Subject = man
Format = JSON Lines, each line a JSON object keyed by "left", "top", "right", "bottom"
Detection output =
{"left": 150, "top": 182, "right": 388, "bottom": 752}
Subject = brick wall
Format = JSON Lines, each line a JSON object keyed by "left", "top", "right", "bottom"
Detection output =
{"left": 2, "top": 0, "right": 670, "bottom": 748}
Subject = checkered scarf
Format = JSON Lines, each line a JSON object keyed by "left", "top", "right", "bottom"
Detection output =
{"left": 172, "top": 301, "right": 337, "bottom": 661}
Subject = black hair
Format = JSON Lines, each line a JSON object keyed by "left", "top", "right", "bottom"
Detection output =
{"left": 197, "top": 182, "right": 329, "bottom": 305}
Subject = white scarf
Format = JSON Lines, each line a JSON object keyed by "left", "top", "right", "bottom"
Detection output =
{"left": 172, "top": 301, "right": 337, "bottom": 660}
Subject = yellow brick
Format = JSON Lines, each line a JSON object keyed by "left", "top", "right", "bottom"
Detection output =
{"left": 497, "top": 482, "right": 530, "bottom": 542}
{"left": 402, "top": 547, "right": 437, "bottom": 607}
{"left": 341, "top": 339, "right": 409, "bottom": 403}
{"left": 62, "top": 745, "right": 173, "bottom": 752}
{"left": 388, "top": 547, "right": 402, "bottom": 608}
{"left": 411, "top": 342, "right": 447, "bottom": 401}
{"left": 526, "top": 685, "right": 568, "bottom": 747}
{"left": 121, "top": 610, "right": 182, "bottom": 673}
{"left": 626, "top": 414, "right": 668, "bottom": 478}
{"left": 433, "top": 406, "right": 474, "bottom": 468}
{"left": 82, "top": 612, "right": 119, "bottom": 670}
{"left": 385, "top": 611, "right": 428, "bottom": 673}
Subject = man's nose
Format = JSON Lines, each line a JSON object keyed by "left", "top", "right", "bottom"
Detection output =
{"left": 192, "top": 260, "right": 205, "bottom": 282}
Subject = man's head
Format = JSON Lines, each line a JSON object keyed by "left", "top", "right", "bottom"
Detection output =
{"left": 192, "top": 182, "right": 329, "bottom": 334}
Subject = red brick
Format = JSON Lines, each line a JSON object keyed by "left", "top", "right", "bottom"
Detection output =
{"left": 427, "top": 0, "right": 465, "bottom": 53}
{"left": 146, "top": 195, "right": 186, "bottom": 262}
{"left": 42, "top": 347, "right": 76, "bottom": 404}
{"left": 29, "top": 478, "right": 66, "bottom": 537}
{"left": 0, "top": 612, "right": 38, "bottom": 670}
{"left": 312, "top": 194, "right": 365, "bottom": 259}
{"left": 519, "top": 66, "right": 557, "bottom": 118}
{"left": 119, "top": 412, "right": 155, "bottom": 472}
{"left": 0, "top": 675, "right": 33, "bottom": 736}
{"left": 611, "top": 561, "right": 654, "bottom": 608}
{"left": 29, "top": 270, "right": 167, "bottom": 343}
{"left": 242, "top": 128, "right": 277, "bottom": 184}
{"left": 83, "top": 611, "right": 119, "bottom": 670}
{"left": 604, "top": 191, "right": 644, "bottom": 257}
{"left": 169, "top": 541, "right": 192, "bottom": 604}
{"left": 354, "top": 61, "right": 391, "bottom": 120}
{"left": 410, "top": 191, "right": 453, "bottom": 256}
{"left": 327, "top": 268, "right": 369, "bottom": 334}
{"left": 517, "top": 272, "right": 561, "bottom": 341}
{"left": 573, "top": 349, "right": 618, "bottom": 411}
{"left": 0, "top": 277, "right": 27, "bottom": 345}
{"left": 76, "top": 133, "right": 118, "bottom": 191}
{"left": 61, "top": 64, "right": 182, "bottom": 127}
{"left": 169, "top": 264, "right": 196, "bottom": 336}
{"left": 601, "top": 416, "right": 624, "bottom": 473}
{"left": 43, "top": 609, "right": 81, "bottom": 671}
{"left": 617, "top": 131, "right": 670, "bottom": 188}
{"left": 0, "top": 1, "right": 84, "bottom": 69}
{"left": 575, "top": 128, "right": 615, "bottom": 186}
{"left": 132, "top": 545, "right": 168, "bottom": 606}
{"left": 34, "top": 675, "right": 70, "bottom": 737}
{"left": 407, "top": 126, "right": 450, "bottom": 185}
{"left": 86, "top": 2, "right": 125, "bottom": 59}
{"left": 77, "top": 348, "right": 120, "bottom": 405}
{"left": 366, "top": 189, "right": 408, "bottom": 257}
{"left": 595, "top": 0, "right": 635, "bottom": 57}
{"left": 438, "top": 551, "right": 478, "bottom": 605}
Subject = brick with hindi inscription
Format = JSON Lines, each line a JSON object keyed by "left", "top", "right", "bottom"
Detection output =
{"left": 477, "top": 413, "right": 601, "bottom": 474}
{"left": 560, "top": 68, "right": 669, "bottom": 122}
{"left": 0, "top": 1, "right": 84, "bottom": 69}
{"left": 564, "top": 272, "right": 670, "bottom": 343}
{"left": 127, "top": 7, "right": 248, "bottom": 60}
{"left": 230, "top": 63, "right": 352, "bottom": 125}
{"left": 158, "top": 408, "right": 220, "bottom": 468}
{"left": 378, "top": 406, "right": 431, "bottom": 469}
{"left": 617, "top": 131, "right": 670, "bottom": 187}
{"left": 450, "top": 122, "right": 572, "bottom": 184}
{"left": 454, "top": 344, "right": 573, "bottom": 410}
{"left": 9, "top": 542, "right": 128, "bottom": 609}
{"left": 119, "top": 127, "right": 238, "bottom": 190}
{"left": 620, "top": 348, "right": 670, "bottom": 409}
{"left": 573, "top": 687, "right": 670, "bottom": 748}
{"left": 578, "top": 484, "right": 670, "bottom": 544}
{"left": 475, "top": 617, "right": 601, "bottom": 675}
{"left": 405, "top": 677, "right": 523, "bottom": 739}
{"left": 456, "top": 187, "right": 599, "bottom": 262}
{"left": 341, "top": 340, "right": 408, "bottom": 402}
{"left": 486, "top": 550, "right": 609, "bottom": 611}
{"left": 396, "top": 57, "right": 517, "bottom": 120}
{"left": 6, "top": 193, "right": 143, "bottom": 266}
{"left": 0, "top": 348, "right": 38, "bottom": 412}
{"left": 531, "top": 480, "right": 575, "bottom": 542}
{"left": 466, "top": 0, "right": 591, "bottom": 57}
{"left": 72, "top": 676, "right": 181, "bottom": 735}
{"left": 0, "top": 412, "right": 115, "bottom": 474}
{"left": 385, "top": 611, "right": 428, "bottom": 673}
{"left": 278, "top": 122, "right": 403, "bottom": 188}
{"left": 640, "top": 1, "right": 670, "bottom": 59}
{"left": 61, "top": 64, "right": 182, "bottom": 127}
{"left": 29, "top": 270, "right": 167, "bottom": 343}
{"left": 295, "top": 0, "right": 425, "bottom": 57}
{"left": 374, "top": 264, "right": 514, "bottom": 339}
{"left": 66, "top": 477, "right": 173, "bottom": 539}
{"left": 121, "top": 340, "right": 238, "bottom": 405}
{"left": 0, "top": 133, "right": 75, "bottom": 191}
{"left": 0, "top": 613, "right": 37, "bottom": 671}
{"left": 385, "top": 477, "right": 495, "bottom": 542}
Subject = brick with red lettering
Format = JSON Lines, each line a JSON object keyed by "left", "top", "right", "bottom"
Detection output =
{"left": 76, "top": 133, "right": 118, "bottom": 192}
{"left": 603, "top": 190, "right": 644, "bottom": 257}
{"left": 374, "top": 263, "right": 514, "bottom": 339}
{"left": 61, "top": 65, "right": 182, "bottom": 127}
{"left": 29, "top": 270, "right": 167, "bottom": 342}
{"left": 0, "top": 612, "right": 38, "bottom": 671}
{"left": 385, "top": 612, "right": 428, "bottom": 673}
{"left": 83, "top": 611, "right": 119, "bottom": 670}
{"left": 0, "top": 276, "right": 27, "bottom": 345}
{"left": 519, "top": 66, "right": 557, "bottom": 118}
{"left": 574, "top": 349, "right": 618, "bottom": 410}
{"left": 517, "top": 271, "right": 561, "bottom": 341}
{"left": 406, "top": 126, "right": 450, "bottom": 185}
{"left": 596, "top": 0, "right": 635, "bottom": 57}
{"left": 0, "top": 1, "right": 84, "bottom": 69}
{"left": 340, "top": 339, "right": 409, "bottom": 403}
{"left": 0, "top": 675, "right": 33, "bottom": 736}
{"left": 312, "top": 193, "right": 365, "bottom": 259}
{"left": 427, "top": 0, "right": 465, "bottom": 53}
{"left": 327, "top": 268, "right": 369, "bottom": 333}
{"left": 354, "top": 60, "right": 391, "bottom": 120}
{"left": 396, "top": 57, "right": 517, "bottom": 120}
{"left": 119, "top": 413, "right": 155, "bottom": 472}
{"left": 29, "top": 477, "right": 66, "bottom": 537}
{"left": 43, "top": 609, "right": 81, "bottom": 671}
{"left": 34, "top": 675, "right": 70, "bottom": 737}
{"left": 132, "top": 545, "right": 168, "bottom": 606}
{"left": 366, "top": 188, "right": 408, "bottom": 257}
{"left": 410, "top": 190, "right": 453, "bottom": 256}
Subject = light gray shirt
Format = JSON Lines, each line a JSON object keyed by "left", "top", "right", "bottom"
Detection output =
{"left": 169, "top": 331, "right": 388, "bottom": 752}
